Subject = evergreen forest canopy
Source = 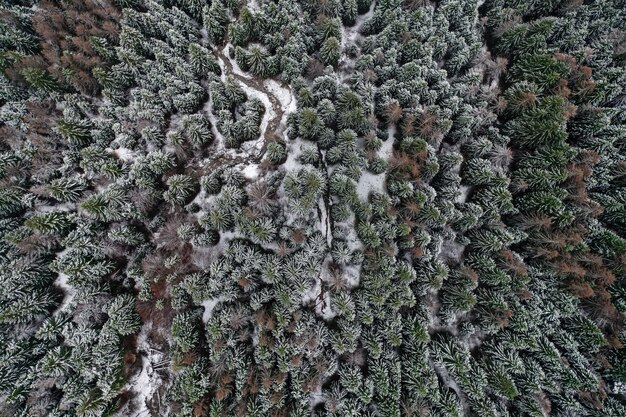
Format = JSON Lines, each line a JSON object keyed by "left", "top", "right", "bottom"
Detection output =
{"left": 1, "top": 0, "right": 626, "bottom": 416}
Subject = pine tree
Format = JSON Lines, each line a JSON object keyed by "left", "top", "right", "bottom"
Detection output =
{"left": 298, "top": 108, "right": 324, "bottom": 140}
{"left": 21, "top": 67, "right": 59, "bottom": 93}
{"left": 164, "top": 175, "right": 198, "bottom": 206}
{"left": 183, "top": 114, "right": 214, "bottom": 146}
{"left": 265, "top": 141, "right": 287, "bottom": 164}
{"left": 24, "top": 211, "right": 73, "bottom": 235}
{"left": 47, "top": 176, "right": 88, "bottom": 202}
{"left": 342, "top": 0, "right": 358, "bottom": 26}
{"left": 203, "top": 1, "right": 229, "bottom": 44}
{"left": 106, "top": 295, "right": 141, "bottom": 336}
{"left": 55, "top": 118, "right": 92, "bottom": 147}
{"left": 320, "top": 37, "right": 341, "bottom": 67}
{"left": 172, "top": 311, "right": 200, "bottom": 353}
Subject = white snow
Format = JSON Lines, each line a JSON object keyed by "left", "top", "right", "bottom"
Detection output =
{"left": 456, "top": 185, "right": 471, "bottom": 203}
{"left": 191, "top": 188, "right": 205, "bottom": 206}
{"left": 264, "top": 78, "right": 297, "bottom": 132}
{"left": 466, "top": 330, "right": 486, "bottom": 351}
{"left": 309, "top": 386, "right": 325, "bottom": 408}
{"left": 36, "top": 202, "right": 73, "bottom": 213}
{"left": 357, "top": 171, "right": 385, "bottom": 200}
{"left": 342, "top": 213, "right": 364, "bottom": 253}
{"left": 282, "top": 136, "right": 305, "bottom": 172}
{"left": 125, "top": 324, "right": 165, "bottom": 417}
{"left": 130, "top": 358, "right": 152, "bottom": 417}
{"left": 380, "top": 125, "right": 396, "bottom": 160}
{"left": 340, "top": 1, "right": 376, "bottom": 50}
{"left": 240, "top": 163, "right": 260, "bottom": 180}
{"left": 191, "top": 246, "right": 217, "bottom": 270}
{"left": 199, "top": 28, "right": 209, "bottom": 43}
{"left": 201, "top": 298, "right": 222, "bottom": 323}
{"left": 107, "top": 147, "right": 136, "bottom": 162}
{"left": 439, "top": 238, "right": 465, "bottom": 265}
{"left": 302, "top": 277, "right": 335, "bottom": 321}
{"left": 215, "top": 51, "right": 228, "bottom": 83}
{"left": 264, "top": 79, "right": 293, "bottom": 111}
{"left": 223, "top": 43, "right": 251, "bottom": 79}
{"left": 302, "top": 256, "right": 337, "bottom": 320}
{"left": 210, "top": 230, "right": 245, "bottom": 259}
{"left": 247, "top": 0, "right": 261, "bottom": 11}
{"left": 317, "top": 198, "right": 332, "bottom": 247}
{"left": 265, "top": 78, "right": 297, "bottom": 154}
{"left": 342, "top": 265, "right": 361, "bottom": 289}
{"left": 52, "top": 248, "right": 76, "bottom": 314}
{"left": 54, "top": 272, "right": 76, "bottom": 313}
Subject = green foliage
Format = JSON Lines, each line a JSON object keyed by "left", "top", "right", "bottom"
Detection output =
{"left": 56, "top": 118, "right": 92, "bottom": 147}
{"left": 47, "top": 176, "right": 88, "bottom": 202}
{"left": 21, "top": 67, "right": 58, "bottom": 93}
{"left": 172, "top": 311, "right": 200, "bottom": 353}
{"left": 106, "top": 295, "right": 141, "bottom": 336}
{"left": 320, "top": 37, "right": 340, "bottom": 67}
{"left": 24, "top": 211, "right": 73, "bottom": 234}
{"left": 2, "top": 0, "right": 625, "bottom": 415}
{"left": 164, "top": 175, "right": 198, "bottom": 206}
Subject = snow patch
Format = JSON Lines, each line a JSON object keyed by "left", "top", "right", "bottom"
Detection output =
{"left": 126, "top": 324, "right": 166, "bottom": 417}
{"left": 283, "top": 136, "right": 306, "bottom": 173}
{"left": 248, "top": 0, "right": 261, "bottom": 11}
{"left": 264, "top": 79, "right": 293, "bottom": 110}
{"left": 439, "top": 238, "right": 465, "bottom": 265}
{"left": 317, "top": 198, "right": 332, "bottom": 247}
{"left": 380, "top": 125, "right": 396, "bottom": 160}
{"left": 223, "top": 44, "right": 251, "bottom": 79}
{"left": 456, "top": 185, "right": 471, "bottom": 203}
{"left": 54, "top": 272, "right": 76, "bottom": 313}
{"left": 357, "top": 171, "right": 385, "bottom": 200}
{"left": 343, "top": 264, "right": 361, "bottom": 288}
{"left": 107, "top": 147, "right": 136, "bottom": 162}
{"left": 52, "top": 248, "right": 75, "bottom": 314}
{"left": 341, "top": 214, "right": 364, "bottom": 253}
{"left": 303, "top": 257, "right": 336, "bottom": 320}
{"left": 240, "top": 163, "right": 260, "bottom": 180}
{"left": 201, "top": 298, "right": 222, "bottom": 323}
{"left": 309, "top": 385, "right": 324, "bottom": 408}
{"left": 340, "top": 1, "right": 376, "bottom": 50}
{"left": 36, "top": 202, "right": 73, "bottom": 213}
{"left": 212, "top": 230, "right": 244, "bottom": 259}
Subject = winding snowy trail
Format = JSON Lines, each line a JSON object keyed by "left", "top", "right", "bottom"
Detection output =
{"left": 214, "top": 45, "right": 294, "bottom": 146}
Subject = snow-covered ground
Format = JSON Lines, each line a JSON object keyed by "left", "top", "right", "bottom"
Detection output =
{"left": 53, "top": 272, "right": 75, "bottom": 313}
{"left": 357, "top": 171, "right": 385, "bottom": 200}
{"left": 301, "top": 256, "right": 336, "bottom": 320}
{"left": 380, "top": 125, "right": 396, "bottom": 159}
{"left": 201, "top": 298, "right": 222, "bottom": 323}
{"left": 264, "top": 78, "right": 296, "bottom": 133}
{"left": 340, "top": 1, "right": 376, "bottom": 50}
{"left": 282, "top": 136, "right": 306, "bottom": 172}
{"left": 455, "top": 185, "right": 471, "bottom": 203}
{"left": 240, "top": 162, "right": 260, "bottom": 180}
{"left": 207, "top": 44, "right": 297, "bottom": 166}
{"left": 52, "top": 248, "right": 76, "bottom": 314}
{"left": 357, "top": 124, "right": 394, "bottom": 201}
{"left": 317, "top": 198, "right": 332, "bottom": 247}
{"left": 105, "top": 146, "right": 136, "bottom": 162}
{"left": 124, "top": 324, "right": 166, "bottom": 417}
